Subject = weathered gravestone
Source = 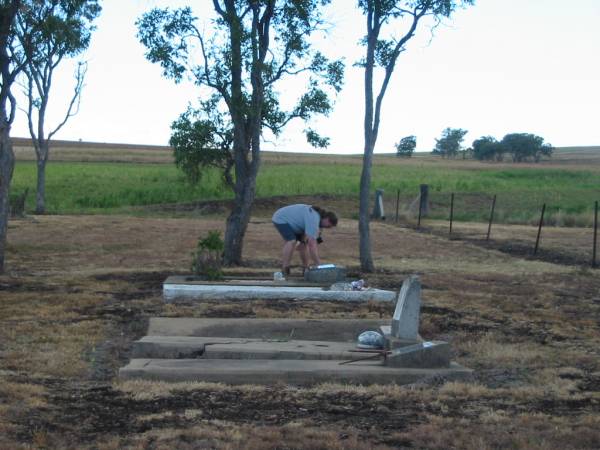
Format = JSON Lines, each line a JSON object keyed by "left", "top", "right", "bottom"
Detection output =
{"left": 391, "top": 275, "right": 421, "bottom": 340}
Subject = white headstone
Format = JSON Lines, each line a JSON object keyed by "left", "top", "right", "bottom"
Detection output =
{"left": 391, "top": 275, "right": 421, "bottom": 340}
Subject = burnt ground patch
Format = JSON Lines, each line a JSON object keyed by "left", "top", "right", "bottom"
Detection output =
{"left": 475, "top": 238, "right": 592, "bottom": 267}
{"left": 93, "top": 270, "right": 170, "bottom": 288}
{"left": 13, "top": 374, "right": 598, "bottom": 449}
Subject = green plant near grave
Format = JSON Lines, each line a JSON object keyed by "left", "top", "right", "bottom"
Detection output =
{"left": 191, "top": 230, "right": 224, "bottom": 280}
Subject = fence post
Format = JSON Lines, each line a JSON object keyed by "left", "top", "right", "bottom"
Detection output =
{"left": 417, "top": 184, "right": 428, "bottom": 228}
{"left": 486, "top": 194, "right": 497, "bottom": 241}
{"left": 593, "top": 200, "right": 598, "bottom": 268}
{"left": 419, "top": 184, "right": 429, "bottom": 217}
{"left": 395, "top": 189, "right": 400, "bottom": 223}
{"left": 371, "top": 189, "right": 385, "bottom": 220}
{"left": 449, "top": 193, "right": 454, "bottom": 235}
{"left": 534, "top": 203, "right": 546, "bottom": 255}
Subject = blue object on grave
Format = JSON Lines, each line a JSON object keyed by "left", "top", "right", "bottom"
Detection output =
{"left": 357, "top": 330, "right": 385, "bottom": 349}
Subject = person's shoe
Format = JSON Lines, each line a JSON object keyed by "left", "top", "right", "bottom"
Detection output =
{"left": 282, "top": 266, "right": 290, "bottom": 277}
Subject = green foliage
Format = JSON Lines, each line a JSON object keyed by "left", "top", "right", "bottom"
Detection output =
{"left": 18, "top": 0, "right": 101, "bottom": 58}
{"left": 192, "top": 230, "right": 224, "bottom": 280}
{"left": 16, "top": 0, "right": 101, "bottom": 79}
{"left": 472, "top": 136, "right": 505, "bottom": 161}
{"left": 305, "top": 128, "right": 330, "bottom": 148}
{"left": 11, "top": 159, "right": 600, "bottom": 226}
{"left": 136, "top": 1, "right": 344, "bottom": 152}
{"left": 170, "top": 98, "right": 234, "bottom": 187}
{"left": 502, "top": 133, "right": 554, "bottom": 163}
{"left": 433, "top": 127, "right": 468, "bottom": 158}
{"left": 395, "top": 135, "right": 416, "bottom": 157}
{"left": 472, "top": 133, "right": 554, "bottom": 163}
{"left": 8, "top": 187, "right": 28, "bottom": 217}
{"left": 197, "top": 230, "right": 224, "bottom": 252}
{"left": 11, "top": 162, "right": 228, "bottom": 213}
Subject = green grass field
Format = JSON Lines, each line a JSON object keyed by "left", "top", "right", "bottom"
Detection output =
{"left": 10, "top": 158, "right": 600, "bottom": 226}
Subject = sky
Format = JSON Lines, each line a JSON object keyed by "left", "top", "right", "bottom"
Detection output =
{"left": 10, "top": 0, "right": 600, "bottom": 154}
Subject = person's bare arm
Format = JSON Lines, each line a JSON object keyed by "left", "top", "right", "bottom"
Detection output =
{"left": 306, "top": 237, "right": 320, "bottom": 266}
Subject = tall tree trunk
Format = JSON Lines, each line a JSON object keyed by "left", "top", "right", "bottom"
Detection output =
{"left": 222, "top": 171, "right": 257, "bottom": 265}
{"left": 0, "top": 0, "right": 20, "bottom": 273}
{"left": 35, "top": 153, "right": 47, "bottom": 214}
{"left": 359, "top": 7, "right": 378, "bottom": 273}
{"left": 359, "top": 139, "right": 375, "bottom": 272}
{"left": 0, "top": 124, "right": 15, "bottom": 273}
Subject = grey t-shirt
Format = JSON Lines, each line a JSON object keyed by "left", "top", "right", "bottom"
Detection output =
{"left": 272, "top": 204, "right": 320, "bottom": 239}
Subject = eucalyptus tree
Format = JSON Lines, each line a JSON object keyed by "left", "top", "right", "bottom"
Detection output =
{"left": 502, "top": 133, "right": 553, "bottom": 163}
{"left": 16, "top": 0, "right": 100, "bottom": 214}
{"left": 0, "top": 0, "right": 25, "bottom": 273}
{"left": 395, "top": 134, "right": 415, "bottom": 157}
{"left": 357, "top": 0, "right": 474, "bottom": 272}
{"left": 433, "top": 127, "right": 468, "bottom": 158}
{"left": 137, "top": 1, "right": 343, "bottom": 265}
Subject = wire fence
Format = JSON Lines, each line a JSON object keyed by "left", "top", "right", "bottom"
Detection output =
{"left": 376, "top": 187, "right": 599, "bottom": 268}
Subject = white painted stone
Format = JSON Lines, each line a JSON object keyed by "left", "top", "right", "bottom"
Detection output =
{"left": 391, "top": 275, "right": 421, "bottom": 340}
{"left": 163, "top": 283, "right": 396, "bottom": 303}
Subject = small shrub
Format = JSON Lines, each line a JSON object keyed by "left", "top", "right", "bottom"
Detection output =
{"left": 9, "top": 188, "right": 28, "bottom": 217}
{"left": 191, "top": 230, "right": 224, "bottom": 280}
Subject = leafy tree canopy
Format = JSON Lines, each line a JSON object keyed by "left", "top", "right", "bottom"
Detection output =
{"left": 472, "top": 135, "right": 504, "bottom": 161}
{"left": 395, "top": 134, "right": 416, "bottom": 157}
{"left": 137, "top": 1, "right": 344, "bottom": 186}
{"left": 17, "top": 0, "right": 100, "bottom": 60}
{"left": 501, "top": 132, "right": 553, "bottom": 163}
{"left": 433, "top": 127, "right": 467, "bottom": 158}
{"left": 170, "top": 96, "right": 234, "bottom": 187}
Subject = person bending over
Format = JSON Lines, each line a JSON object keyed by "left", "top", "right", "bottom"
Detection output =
{"left": 272, "top": 204, "right": 338, "bottom": 277}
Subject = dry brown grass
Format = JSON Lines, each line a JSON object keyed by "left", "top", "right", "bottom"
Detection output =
{"left": 117, "top": 422, "right": 381, "bottom": 450}
{"left": 1, "top": 212, "right": 599, "bottom": 448}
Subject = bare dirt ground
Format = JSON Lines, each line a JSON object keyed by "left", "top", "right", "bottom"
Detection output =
{"left": 1, "top": 204, "right": 599, "bottom": 449}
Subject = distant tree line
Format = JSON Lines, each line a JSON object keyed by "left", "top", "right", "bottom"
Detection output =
{"left": 472, "top": 133, "right": 554, "bottom": 162}
{"left": 397, "top": 127, "right": 554, "bottom": 163}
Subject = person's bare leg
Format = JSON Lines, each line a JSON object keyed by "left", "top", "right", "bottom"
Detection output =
{"left": 297, "top": 242, "right": 309, "bottom": 273}
{"left": 281, "top": 240, "right": 296, "bottom": 275}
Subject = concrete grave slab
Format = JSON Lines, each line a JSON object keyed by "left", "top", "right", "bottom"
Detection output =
{"left": 379, "top": 325, "right": 421, "bottom": 349}
{"left": 132, "top": 336, "right": 359, "bottom": 360}
{"left": 391, "top": 275, "right": 421, "bottom": 340}
{"left": 303, "top": 265, "right": 347, "bottom": 284}
{"left": 385, "top": 341, "right": 450, "bottom": 368}
{"left": 163, "top": 276, "right": 395, "bottom": 303}
{"left": 119, "top": 358, "right": 472, "bottom": 385}
{"left": 147, "top": 318, "right": 389, "bottom": 342}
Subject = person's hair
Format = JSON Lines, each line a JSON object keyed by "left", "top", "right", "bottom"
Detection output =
{"left": 312, "top": 205, "right": 338, "bottom": 227}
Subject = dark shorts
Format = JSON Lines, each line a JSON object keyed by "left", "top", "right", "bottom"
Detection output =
{"left": 273, "top": 222, "right": 303, "bottom": 242}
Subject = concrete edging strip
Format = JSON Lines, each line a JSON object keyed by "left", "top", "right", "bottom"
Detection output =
{"left": 163, "top": 283, "right": 396, "bottom": 303}
{"left": 119, "top": 359, "right": 473, "bottom": 385}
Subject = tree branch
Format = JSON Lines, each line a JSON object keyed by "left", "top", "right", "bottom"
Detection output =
{"left": 8, "top": 89, "right": 17, "bottom": 125}
{"left": 48, "top": 61, "right": 86, "bottom": 140}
